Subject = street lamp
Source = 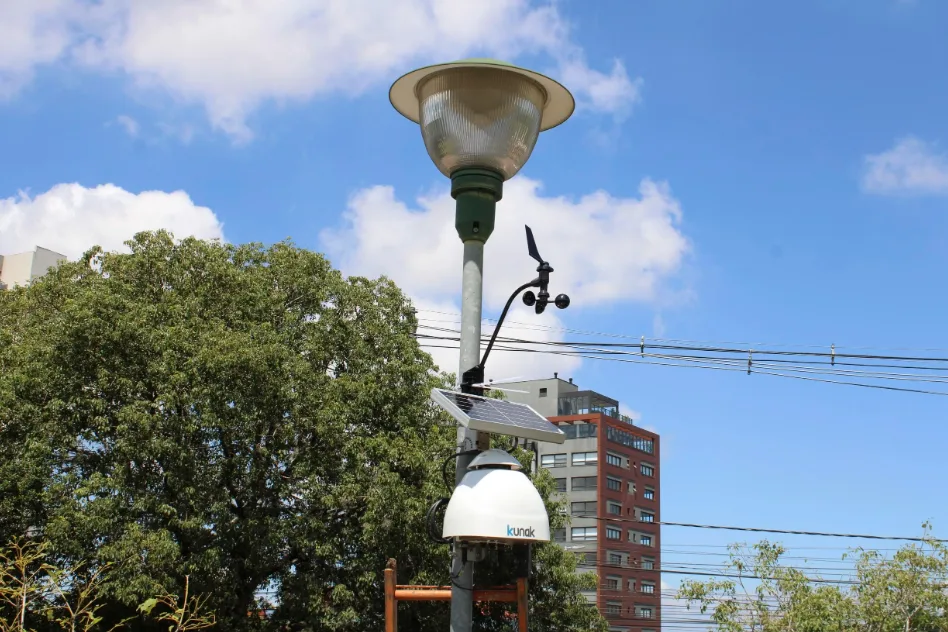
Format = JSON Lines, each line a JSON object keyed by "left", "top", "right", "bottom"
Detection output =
{"left": 390, "top": 58, "right": 574, "bottom": 179}
{"left": 390, "top": 58, "right": 574, "bottom": 632}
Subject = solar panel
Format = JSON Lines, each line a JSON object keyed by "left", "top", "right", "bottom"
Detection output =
{"left": 430, "top": 388, "right": 566, "bottom": 444}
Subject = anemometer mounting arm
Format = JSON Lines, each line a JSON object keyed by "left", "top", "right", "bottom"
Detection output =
{"left": 460, "top": 225, "right": 571, "bottom": 395}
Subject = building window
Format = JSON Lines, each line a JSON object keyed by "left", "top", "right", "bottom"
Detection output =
{"left": 541, "top": 453, "right": 567, "bottom": 468}
{"left": 640, "top": 463, "right": 655, "bottom": 477}
{"left": 571, "top": 527, "right": 597, "bottom": 541}
{"left": 606, "top": 526, "right": 621, "bottom": 540}
{"left": 552, "top": 528, "right": 566, "bottom": 542}
{"left": 606, "top": 476, "right": 622, "bottom": 491}
{"left": 641, "top": 556, "right": 655, "bottom": 570}
{"left": 571, "top": 501, "right": 597, "bottom": 517}
{"left": 641, "top": 582, "right": 655, "bottom": 594}
{"left": 539, "top": 387, "right": 548, "bottom": 397}
{"left": 554, "top": 478, "right": 567, "bottom": 492}
{"left": 628, "top": 579, "right": 636, "bottom": 592}
{"left": 606, "top": 452, "right": 622, "bottom": 467}
{"left": 604, "top": 575, "right": 620, "bottom": 591}
{"left": 608, "top": 552, "right": 622, "bottom": 565}
{"left": 571, "top": 476, "right": 597, "bottom": 491}
{"left": 608, "top": 501, "right": 622, "bottom": 515}
{"left": 572, "top": 451, "right": 598, "bottom": 466}
{"left": 563, "top": 424, "right": 597, "bottom": 440}
{"left": 644, "top": 487, "right": 655, "bottom": 500}
{"left": 580, "top": 552, "right": 596, "bottom": 565}
{"left": 577, "top": 423, "right": 597, "bottom": 439}
{"left": 605, "top": 602, "right": 621, "bottom": 616}
{"left": 640, "top": 535, "right": 652, "bottom": 546}
{"left": 605, "top": 425, "right": 654, "bottom": 454}
{"left": 639, "top": 511, "right": 655, "bottom": 523}
{"left": 637, "top": 607, "right": 653, "bottom": 619}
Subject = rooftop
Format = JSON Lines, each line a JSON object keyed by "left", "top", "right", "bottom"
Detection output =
{"left": 557, "top": 389, "right": 636, "bottom": 425}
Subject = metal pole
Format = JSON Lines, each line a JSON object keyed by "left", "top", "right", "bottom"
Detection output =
{"left": 450, "top": 241, "right": 482, "bottom": 632}
{"left": 385, "top": 559, "right": 397, "bottom": 632}
{"left": 449, "top": 168, "right": 503, "bottom": 632}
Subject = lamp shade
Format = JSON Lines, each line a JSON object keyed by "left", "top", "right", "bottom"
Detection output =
{"left": 390, "top": 59, "right": 575, "bottom": 180}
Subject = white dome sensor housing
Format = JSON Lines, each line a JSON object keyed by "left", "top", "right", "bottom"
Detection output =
{"left": 442, "top": 449, "right": 550, "bottom": 543}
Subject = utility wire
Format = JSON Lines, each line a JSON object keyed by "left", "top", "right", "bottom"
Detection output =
{"left": 416, "top": 325, "right": 948, "bottom": 370}
{"left": 569, "top": 515, "right": 948, "bottom": 542}
{"left": 414, "top": 329, "right": 948, "bottom": 396}
{"left": 418, "top": 340, "right": 948, "bottom": 396}
{"left": 416, "top": 308, "right": 948, "bottom": 353}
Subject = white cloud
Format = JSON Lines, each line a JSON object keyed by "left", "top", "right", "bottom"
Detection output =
{"left": 0, "top": 183, "right": 225, "bottom": 260}
{"left": 0, "top": 0, "right": 73, "bottom": 98}
{"left": 320, "top": 176, "right": 688, "bottom": 377}
{"left": 862, "top": 136, "right": 948, "bottom": 196}
{"left": 115, "top": 114, "right": 139, "bottom": 137}
{"left": 558, "top": 57, "right": 642, "bottom": 117}
{"left": 0, "top": 0, "right": 641, "bottom": 140}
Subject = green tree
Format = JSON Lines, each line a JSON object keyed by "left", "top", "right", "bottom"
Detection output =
{"left": 0, "top": 232, "right": 605, "bottom": 632}
{"left": 849, "top": 524, "right": 948, "bottom": 632}
{"left": 0, "top": 539, "right": 51, "bottom": 632}
{"left": 677, "top": 529, "right": 948, "bottom": 632}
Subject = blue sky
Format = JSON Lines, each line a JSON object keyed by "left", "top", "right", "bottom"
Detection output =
{"left": 3, "top": 0, "right": 948, "bottom": 597}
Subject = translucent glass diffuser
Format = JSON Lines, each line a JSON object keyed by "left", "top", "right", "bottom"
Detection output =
{"left": 390, "top": 59, "right": 575, "bottom": 180}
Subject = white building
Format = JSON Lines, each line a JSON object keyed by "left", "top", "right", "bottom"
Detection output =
{"left": 0, "top": 246, "right": 68, "bottom": 289}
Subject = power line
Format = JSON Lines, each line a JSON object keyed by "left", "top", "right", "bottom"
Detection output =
{"left": 578, "top": 561, "right": 859, "bottom": 582}
{"left": 416, "top": 308, "right": 948, "bottom": 353}
{"left": 416, "top": 325, "right": 948, "bottom": 369}
{"left": 661, "top": 542, "right": 903, "bottom": 550}
{"left": 567, "top": 515, "right": 946, "bottom": 543}
{"left": 417, "top": 341, "right": 948, "bottom": 397}
{"left": 414, "top": 329, "right": 948, "bottom": 396}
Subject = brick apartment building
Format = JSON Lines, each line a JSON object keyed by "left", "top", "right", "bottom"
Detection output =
{"left": 502, "top": 376, "right": 661, "bottom": 632}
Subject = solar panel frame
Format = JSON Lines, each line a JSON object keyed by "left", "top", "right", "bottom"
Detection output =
{"left": 430, "top": 388, "right": 566, "bottom": 443}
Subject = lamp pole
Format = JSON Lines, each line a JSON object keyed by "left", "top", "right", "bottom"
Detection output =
{"left": 389, "top": 58, "right": 574, "bottom": 632}
{"left": 450, "top": 168, "right": 503, "bottom": 629}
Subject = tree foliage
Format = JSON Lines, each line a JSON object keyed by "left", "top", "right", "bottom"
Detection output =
{"left": 677, "top": 526, "right": 948, "bottom": 632}
{"left": 0, "top": 232, "right": 605, "bottom": 631}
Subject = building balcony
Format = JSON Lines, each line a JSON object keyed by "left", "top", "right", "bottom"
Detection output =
{"left": 557, "top": 390, "right": 636, "bottom": 425}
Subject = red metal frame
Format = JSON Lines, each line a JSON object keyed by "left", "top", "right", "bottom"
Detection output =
{"left": 384, "top": 559, "right": 528, "bottom": 632}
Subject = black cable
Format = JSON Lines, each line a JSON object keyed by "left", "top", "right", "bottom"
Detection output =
{"left": 415, "top": 314, "right": 948, "bottom": 361}
{"left": 415, "top": 325, "right": 948, "bottom": 370}
{"left": 658, "top": 519, "right": 948, "bottom": 543}
{"left": 568, "top": 514, "right": 947, "bottom": 542}
{"left": 417, "top": 341, "right": 948, "bottom": 397}
{"left": 441, "top": 449, "right": 480, "bottom": 491}
{"left": 450, "top": 565, "right": 474, "bottom": 593}
{"left": 479, "top": 280, "right": 538, "bottom": 370}
{"left": 416, "top": 325, "right": 948, "bottom": 372}
{"left": 426, "top": 498, "right": 451, "bottom": 545}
